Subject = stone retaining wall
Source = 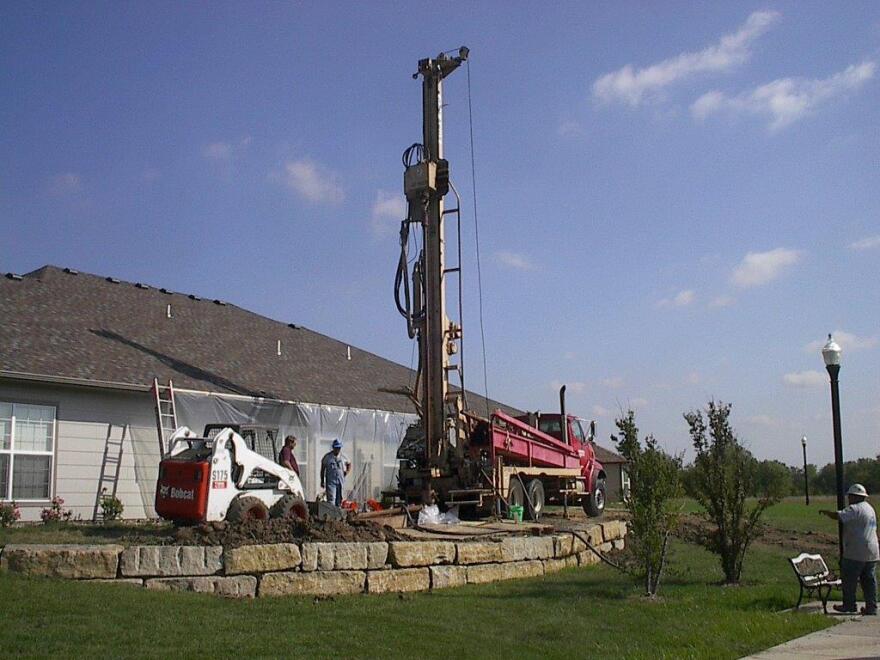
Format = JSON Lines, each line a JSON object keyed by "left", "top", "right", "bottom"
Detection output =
{"left": 0, "top": 521, "right": 626, "bottom": 599}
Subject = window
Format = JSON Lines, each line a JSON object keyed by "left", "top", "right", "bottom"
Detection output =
{"left": 0, "top": 402, "right": 56, "bottom": 501}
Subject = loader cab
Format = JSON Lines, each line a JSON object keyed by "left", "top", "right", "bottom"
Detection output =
{"left": 203, "top": 424, "right": 282, "bottom": 489}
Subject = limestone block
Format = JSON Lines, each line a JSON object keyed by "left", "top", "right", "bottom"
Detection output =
{"left": 612, "top": 539, "right": 626, "bottom": 551}
{"left": 90, "top": 578, "right": 145, "bottom": 586}
{"left": 553, "top": 534, "right": 586, "bottom": 558}
{"left": 224, "top": 543, "right": 302, "bottom": 575}
{"left": 259, "top": 570, "right": 365, "bottom": 597}
{"left": 602, "top": 520, "right": 628, "bottom": 542}
{"left": 146, "top": 576, "right": 256, "bottom": 598}
{"left": 366, "top": 568, "right": 430, "bottom": 594}
{"left": 500, "top": 536, "right": 554, "bottom": 562}
{"left": 301, "top": 543, "right": 318, "bottom": 572}
{"left": 388, "top": 541, "right": 456, "bottom": 568}
{"left": 598, "top": 542, "right": 613, "bottom": 554}
{"left": 466, "top": 563, "right": 506, "bottom": 584}
{"left": 299, "top": 542, "right": 387, "bottom": 571}
{"left": 0, "top": 544, "right": 122, "bottom": 579}
{"left": 579, "top": 524, "right": 605, "bottom": 546}
{"left": 366, "top": 542, "right": 389, "bottom": 569}
{"left": 577, "top": 550, "right": 600, "bottom": 566}
{"left": 502, "top": 560, "right": 544, "bottom": 581}
{"left": 429, "top": 565, "right": 468, "bottom": 590}
{"left": 120, "top": 546, "right": 223, "bottom": 577}
{"left": 455, "top": 541, "right": 503, "bottom": 565}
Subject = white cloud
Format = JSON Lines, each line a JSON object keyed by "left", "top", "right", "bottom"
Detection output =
{"left": 370, "top": 190, "right": 406, "bottom": 237}
{"left": 203, "top": 141, "right": 233, "bottom": 163}
{"left": 805, "top": 331, "right": 878, "bottom": 354}
{"left": 550, "top": 380, "right": 587, "bottom": 395}
{"left": 709, "top": 295, "right": 735, "bottom": 308}
{"left": 849, "top": 235, "right": 880, "bottom": 251}
{"left": 557, "top": 120, "right": 586, "bottom": 138}
{"left": 602, "top": 376, "right": 624, "bottom": 389}
{"left": 592, "top": 10, "right": 779, "bottom": 107}
{"left": 629, "top": 397, "right": 648, "bottom": 408}
{"left": 783, "top": 370, "right": 825, "bottom": 388}
{"left": 592, "top": 404, "right": 611, "bottom": 418}
{"left": 48, "top": 172, "right": 82, "bottom": 195}
{"left": 692, "top": 61, "right": 876, "bottom": 130}
{"left": 273, "top": 159, "right": 344, "bottom": 204}
{"left": 731, "top": 248, "right": 802, "bottom": 287}
{"left": 495, "top": 251, "right": 536, "bottom": 271}
{"left": 745, "top": 414, "right": 778, "bottom": 427}
{"left": 657, "top": 289, "right": 696, "bottom": 308}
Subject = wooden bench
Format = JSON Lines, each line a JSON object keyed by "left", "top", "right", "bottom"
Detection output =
{"left": 789, "top": 552, "right": 841, "bottom": 613}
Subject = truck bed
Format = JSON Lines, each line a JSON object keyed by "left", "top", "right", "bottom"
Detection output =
{"left": 487, "top": 410, "right": 581, "bottom": 470}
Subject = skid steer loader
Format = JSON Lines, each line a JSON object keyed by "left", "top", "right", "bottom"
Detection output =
{"left": 155, "top": 425, "right": 308, "bottom": 524}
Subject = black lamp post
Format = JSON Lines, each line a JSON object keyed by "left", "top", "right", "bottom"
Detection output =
{"left": 801, "top": 435, "right": 810, "bottom": 506}
{"left": 821, "top": 334, "right": 844, "bottom": 559}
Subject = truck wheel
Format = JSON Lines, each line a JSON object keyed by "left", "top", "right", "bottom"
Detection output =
{"left": 507, "top": 477, "right": 526, "bottom": 512}
{"left": 269, "top": 494, "right": 309, "bottom": 522}
{"left": 525, "top": 479, "right": 545, "bottom": 521}
{"left": 226, "top": 495, "right": 269, "bottom": 523}
{"left": 583, "top": 479, "right": 606, "bottom": 518}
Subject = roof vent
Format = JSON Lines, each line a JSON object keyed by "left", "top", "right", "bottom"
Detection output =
{"left": 106, "top": 277, "right": 120, "bottom": 284}
{"left": 287, "top": 323, "right": 299, "bottom": 329}
{"left": 6, "top": 273, "right": 23, "bottom": 281}
{"left": 188, "top": 294, "right": 201, "bottom": 301}
{"left": 213, "top": 299, "right": 226, "bottom": 306}
{"left": 135, "top": 282, "right": 150, "bottom": 290}
{"left": 63, "top": 268, "right": 79, "bottom": 275}
{"left": 159, "top": 288, "right": 172, "bottom": 295}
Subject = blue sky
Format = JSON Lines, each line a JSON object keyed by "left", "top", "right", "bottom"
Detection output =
{"left": 2, "top": 3, "right": 878, "bottom": 467}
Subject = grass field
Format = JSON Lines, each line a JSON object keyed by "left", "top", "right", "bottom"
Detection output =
{"left": 0, "top": 500, "right": 841, "bottom": 658}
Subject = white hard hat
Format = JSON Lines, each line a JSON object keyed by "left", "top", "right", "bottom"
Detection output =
{"left": 847, "top": 484, "right": 868, "bottom": 498}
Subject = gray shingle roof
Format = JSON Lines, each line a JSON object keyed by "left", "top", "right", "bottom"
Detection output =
{"left": 594, "top": 444, "right": 627, "bottom": 465}
{"left": 0, "top": 265, "right": 519, "bottom": 415}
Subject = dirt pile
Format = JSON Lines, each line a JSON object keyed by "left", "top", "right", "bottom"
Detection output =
{"left": 676, "top": 513, "right": 837, "bottom": 554}
{"left": 172, "top": 518, "right": 407, "bottom": 548}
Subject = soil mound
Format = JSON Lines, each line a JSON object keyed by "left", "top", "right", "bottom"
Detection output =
{"left": 172, "top": 518, "right": 407, "bottom": 548}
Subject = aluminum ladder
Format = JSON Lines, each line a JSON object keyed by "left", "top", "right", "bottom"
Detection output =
{"left": 152, "top": 378, "right": 178, "bottom": 457}
{"left": 92, "top": 425, "right": 126, "bottom": 521}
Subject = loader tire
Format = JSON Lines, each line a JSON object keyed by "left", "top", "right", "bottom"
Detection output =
{"left": 583, "top": 479, "right": 606, "bottom": 518}
{"left": 269, "top": 494, "right": 309, "bottom": 522}
{"left": 525, "top": 479, "right": 545, "bottom": 521}
{"left": 226, "top": 495, "right": 269, "bottom": 523}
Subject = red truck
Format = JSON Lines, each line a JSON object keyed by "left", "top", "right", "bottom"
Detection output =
{"left": 397, "top": 386, "right": 607, "bottom": 520}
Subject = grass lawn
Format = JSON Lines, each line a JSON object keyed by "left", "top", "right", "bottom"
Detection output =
{"left": 0, "top": 502, "right": 839, "bottom": 658}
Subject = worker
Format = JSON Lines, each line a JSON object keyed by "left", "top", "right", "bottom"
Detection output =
{"left": 278, "top": 435, "right": 300, "bottom": 476}
{"left": 820, "top": 483, "right": 879, "bottom": 615}
{"left": 320, "top": 438, "right": 351, "bottom": 507}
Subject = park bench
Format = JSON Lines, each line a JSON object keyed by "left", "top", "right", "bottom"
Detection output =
{"left": 789, "top": 552, "right": 841, "bottom": 613}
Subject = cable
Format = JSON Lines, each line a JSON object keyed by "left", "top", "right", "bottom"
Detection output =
{"left": 466, "top": 60, "right": 491, "bottom": 418}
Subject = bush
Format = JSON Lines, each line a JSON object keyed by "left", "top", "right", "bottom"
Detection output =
{"left": 40, "top": 496, "right": 72, "bottom": 523}
{"left": 0, "top": 501, "right": 21, "bottom": 527}
{"left": 684, "top": 401, "right": 782, "bottom": 584}
{"left": 613, "top": 410, "right": 683, "bottom": 597}
{"left": 100, "top": 491, "right": 124, "bottom": 521}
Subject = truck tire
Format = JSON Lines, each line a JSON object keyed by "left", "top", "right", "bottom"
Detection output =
{"left": 583, "top": 479, "right": 606, "bottom": 518}
{"left": 226, "top": 495, "right": 269, "bottom": 523}
{"left": 525, "top": 479, "right": 545, "bottom": 521}
{"left": 507, "top": 477, "right": 526, "bottom": 512}
{"left": 269, "top": 494, "right": 309, "bottom": 522}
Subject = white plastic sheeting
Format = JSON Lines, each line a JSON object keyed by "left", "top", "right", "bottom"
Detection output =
{"left": 173, "top": 390, "right": 417, "bottom": 502}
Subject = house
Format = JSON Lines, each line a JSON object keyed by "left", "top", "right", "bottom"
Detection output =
{"left": 1, "top": 265, "right": 624, "bottom": 521}
{"left": 592, "top": 444, "right": 629, "bottom": 502}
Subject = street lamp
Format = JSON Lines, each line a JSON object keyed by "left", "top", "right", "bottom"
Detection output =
{"left": 821, "top": 333, "right": 844, "bottom": 558}
{"left": 801, "top": 435, "right": 809, "bottom": 506}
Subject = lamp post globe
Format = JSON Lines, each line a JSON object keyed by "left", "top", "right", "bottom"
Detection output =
{"left": 820, "top": 333, "right": 844, "bottom": 559}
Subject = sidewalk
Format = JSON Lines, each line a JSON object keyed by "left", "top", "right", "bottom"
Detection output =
{"left": 742, "top": 602, "right": 880, "bottom": 659}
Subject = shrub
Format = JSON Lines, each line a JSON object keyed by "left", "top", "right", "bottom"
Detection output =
{"left": 100, "top": 491, "right": 124, "bottom": 521}
{"left": 684, "top": 401, "right": 783, "bottom": 584}
{"left": 40, "top": 496, "right": 72, "bottom": 523}
{"left": 0, "top": 501, "right": 21, "bottom": 527}
{"left": 613, "top": 410, "right": 683, "bottom": 597}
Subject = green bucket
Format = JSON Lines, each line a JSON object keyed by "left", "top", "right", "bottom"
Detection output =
{"left": 509, "top": 505, "right": 523, "bottom": 523}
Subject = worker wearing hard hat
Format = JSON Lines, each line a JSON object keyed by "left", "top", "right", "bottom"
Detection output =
{"left": 821, "top": 484, "right": 879, "bottom": 614}
{"left": 320, "top": 439, "right": 351, "bottom": 507}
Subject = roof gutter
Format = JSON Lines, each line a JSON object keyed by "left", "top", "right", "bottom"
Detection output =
{"left": 0, "top": 370, "right": 150, "bottom": 393}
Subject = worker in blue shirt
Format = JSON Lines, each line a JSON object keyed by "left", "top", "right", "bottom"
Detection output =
{"left": 320, "top": 439, "right": 351, "bottom": 507}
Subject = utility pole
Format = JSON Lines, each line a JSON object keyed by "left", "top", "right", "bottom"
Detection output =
{"left": 801, "top": 435, "right": 809, "bottom": 506}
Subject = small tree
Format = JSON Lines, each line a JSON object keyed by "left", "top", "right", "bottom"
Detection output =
{"left": 684, "top": 401, "right": 783, "bottom": 584}
{"left": 613, "top": 410, "right": 682, "bottom": 597}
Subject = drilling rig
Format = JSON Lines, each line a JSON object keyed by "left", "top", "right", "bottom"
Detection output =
{"left": 394, "top": 48, "right": 607, "bottom": 519}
